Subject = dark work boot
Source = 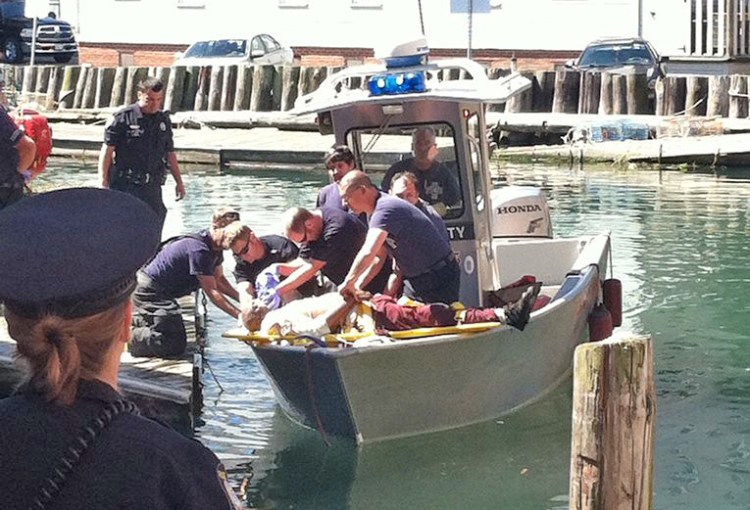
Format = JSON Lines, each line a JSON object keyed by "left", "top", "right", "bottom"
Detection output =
{"left": 503, "top": 283, "right": 542, "bottom": 331}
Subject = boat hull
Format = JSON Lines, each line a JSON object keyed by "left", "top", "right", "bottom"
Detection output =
{"left": 251, "top": 262, "right": 601, "bottom": 443}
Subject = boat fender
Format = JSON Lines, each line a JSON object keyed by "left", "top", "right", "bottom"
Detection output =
{"left": 602, "top": 278, "right": 622, "bottom": 327}
{"left": 588, "top": 303, "right": 613, "bottom": 342}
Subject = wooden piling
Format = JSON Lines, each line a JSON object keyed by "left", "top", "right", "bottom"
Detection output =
{"left": 280, "top": 65, "right": 300, "bottom": 112}
{"left": 207, "top": 65, "right": 223, "bottom": 111}
{"left": 578, "top": 71, "right": 601, "bottom": 114}
{"left": 73, "top": 66, "right": 89, "bottom": 109}
{"left": 81, "top": 65, "right": 97, "bottom": 109}
{"left": 220, "top": 65, "right": 237, "bottom": 111}
{"left": 626, "top": 74, "right": 649, "bottom": 114}
{"left": 663, "top": 76, "right": 687, "bottom": 116}
{"left": 552, "top": 69, "right": 580, "bottom": 114}
{"left": 44, "top": 66, "right": 61, "bottom": 111}
{"left": 297, "top": 66, "right": 315, "bottom": 97}
{"left": 729, "top": 74, "right": 748, "bottom": 118}
{"left": 59, "top": 66, "right": 79, "bottom": 109}
{"left": 569, "top": 334, "right": 656, "bottom": 510}
{"left": 685, "top": 76, "right": 709, "bottom": 116}
{"left": 95, "top": 68, "right": 115, "bottom": 109}
{"left": 124, "top": 67, "right": 148, "bottom": 105}
{"left": 612, "top": 74, "right": 627, "bottom": 115}
{"left": 21, "top": 65, "right": 35, "bottom": 103}
{"left": 153, "top": 66, "right": 170, "bottom": 89}
{"left": 181, "top": 66, "right": 199, "bottom": 111}
{"left": 109, "top": 66, "right": 126, "bottom": 107}
{"left": 506, "top": 71, "right": 533, "bottom": 113}
{"left": 272, "top": 65, "right": 284, "bottom": 112}
{"left": 193, "top": 66, "right": 210, "bottom": 111}
{"left": 164, "top": 66, "right": 185, "bottom": 113}
{"left": 707, "top": 75, "right": 730, "bottom": 117}
{"left": 234, "top": 65, "right": 253, "bottom": 111}
{"left": 531, "top": 70, "right": 555, "bottom": 113}
{"left": 598, "top": 72, "right": 613, "bottom": 115}
{"left": 250, "top": 65, "right": 275, "bottom": 112}
{"left": 33, "top": 66, "right": 50, "bottom": 105}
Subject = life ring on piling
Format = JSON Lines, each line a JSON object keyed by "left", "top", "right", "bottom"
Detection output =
{"left": 588, "top": 303, "right": 613, "bottom": 342}
{"left": 602, "top": 278, "right": 622, "bottom": 327}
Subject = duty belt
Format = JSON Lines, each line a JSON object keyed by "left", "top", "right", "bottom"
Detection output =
{"left": 115, "top": 168, "right": 164, "bottom": 186}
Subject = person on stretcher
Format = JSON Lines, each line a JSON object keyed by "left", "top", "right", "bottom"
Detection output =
{"left": 242, "top": 283, "right": 542, "bottom": 338}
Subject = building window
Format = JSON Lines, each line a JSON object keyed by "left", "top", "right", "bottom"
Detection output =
{"left": 351, "top": 0, "right": 383, "bottom": 8}
{"left": 279, "top": 0, "right": 309, "bottom": 7}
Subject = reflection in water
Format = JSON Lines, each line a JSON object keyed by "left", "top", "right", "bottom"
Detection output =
{"left": 35, "top": 160, "right": 750, "bottom": 509}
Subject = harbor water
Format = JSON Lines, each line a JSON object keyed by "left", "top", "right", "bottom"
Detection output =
{"left": 29, "top": 160, "right": 750, "bottom": 509}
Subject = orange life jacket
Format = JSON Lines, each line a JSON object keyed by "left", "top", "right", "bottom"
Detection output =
{"left": 12, "top": 109, "right": 52, "bottom": 176}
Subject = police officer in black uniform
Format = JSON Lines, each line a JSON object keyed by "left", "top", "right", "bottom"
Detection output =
{"left": 98, "top": 77, "right": 186, "bottom": 236}
{"left": 0, "top": 188, "right": 240, "bottom": 510}
{"left": 0, "top": 106, "right": 36, "bottom": 211}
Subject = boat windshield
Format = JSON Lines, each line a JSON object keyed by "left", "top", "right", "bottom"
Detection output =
{"left": 346, "top": 122, "right": 464, "bottom": 220}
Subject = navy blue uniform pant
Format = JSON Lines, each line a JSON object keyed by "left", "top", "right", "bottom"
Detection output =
{"left": 111, "top": 181, "right": 167, "bottom": 236}
{"left": 130, "top": 272, "right": 187, "bottom": 358}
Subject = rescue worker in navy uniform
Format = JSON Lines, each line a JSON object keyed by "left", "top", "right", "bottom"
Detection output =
{"left": 98, "top": 77, "right": 186, "bottom": 236}
{"left": 0, "top": 188, "right": 241, "bottom": 509}
{"left": 0, "top": 106, "right": 36, "bottom": 211}
{"left": 131, "top": 215, "right": 241, "bottom": 358}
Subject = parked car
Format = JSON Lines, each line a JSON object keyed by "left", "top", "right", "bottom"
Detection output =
{"left": 565, "top": 36, "right": 664, "bottom": 84}
{"left": 174, "top": 35, "right": 294, "bottom": 66}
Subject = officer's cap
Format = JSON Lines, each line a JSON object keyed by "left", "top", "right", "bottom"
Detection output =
{"left": 0, "top": 188, "right": 160, "bottom": 319}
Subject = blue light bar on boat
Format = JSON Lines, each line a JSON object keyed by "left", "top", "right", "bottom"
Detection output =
{"left": 368, "top": 71, "right": 426, "bottom": 96}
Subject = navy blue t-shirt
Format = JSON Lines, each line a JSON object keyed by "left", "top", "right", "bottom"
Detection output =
{"left": 381, "top": 159, "right": 461, "bottom": 208}
{"left": 370, "top": 193, "right": 452, "bottom": 278}
{"left": 416, "top": 199, "right": 450, "bottom": 244}
{"left": 142, "top": 230, "right": 221, "bottom": 298}
{"left": 233, "top": 235, "right": 298, "bottom": 285}
{"left": 316, "top": 183, "right": 346, "bottom": 211}
{"left": 300, "top": 208, "right": 367, "bottom": 284}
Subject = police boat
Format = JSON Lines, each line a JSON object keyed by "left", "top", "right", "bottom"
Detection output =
{"left": 228, "top": 38, "right": 618, "bottom": 444}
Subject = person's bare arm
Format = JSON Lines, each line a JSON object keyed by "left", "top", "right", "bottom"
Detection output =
{"left": 384, "top": 264, "right": 403, "bottom": 297}
{"left": 198, "top": 275, "right": 240, "bottom": 319}
{"left": 166, "top": 151, "right": 186, "bottom": 200}
{"left": 214, "top": 265, "right": 239, "bottom": 302}
{"left": 274, "top": 258, "right": 325, "bottom": 297}
{"left": 16, "top": 135, "right": 35, "bottom": 173}
{"left": 97, "top": 144, "right": 115, "bottom": 188}
{"left": 340, "top": 228, "right": 388, "bottom": 296}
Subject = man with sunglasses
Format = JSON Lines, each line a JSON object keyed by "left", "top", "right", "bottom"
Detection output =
{"left": 98, "top": 77, "right": 186, "bottom": 236}
{"left": 223, "top": 222, "right": 335, "bottom": 321}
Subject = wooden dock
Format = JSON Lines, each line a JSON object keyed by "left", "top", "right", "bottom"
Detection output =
{"left": 0, "top": 293, "right": 206, "bottom": 432}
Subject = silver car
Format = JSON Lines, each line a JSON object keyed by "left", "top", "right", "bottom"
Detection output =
{"left": 174, "top": 34, "right": 293, "bottom": 66}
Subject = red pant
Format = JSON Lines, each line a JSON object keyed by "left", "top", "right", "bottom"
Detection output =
{"left": 370, "top": 295, "right": 497, "bottom": 331}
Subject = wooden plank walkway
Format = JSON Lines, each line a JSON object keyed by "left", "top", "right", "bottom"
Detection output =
{"left": 0, "top": 293, "right": 206, "bottom": 431}
{"left": 496, "top": 131, "right": 750, "bottom": 166}
{"left": 50, "top": 123, "right": 414, "bottom": 169}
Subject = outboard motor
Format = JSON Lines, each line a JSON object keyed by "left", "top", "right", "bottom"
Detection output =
{"left": 490, "top": 186, "right": 552, "bottom": 238}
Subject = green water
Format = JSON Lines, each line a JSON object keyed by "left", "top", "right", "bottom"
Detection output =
{"left": 33, "top": 160, "right": 750, "bottom": 509}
